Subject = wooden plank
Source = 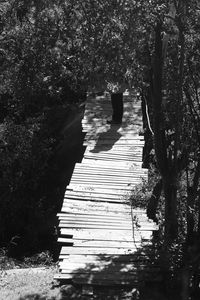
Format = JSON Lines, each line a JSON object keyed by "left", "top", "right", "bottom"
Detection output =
{"left": 55, "top": 95, "right": 159, "bottom": 285}
{"left": 59, "top": 210, "right": 145, "bottom": 219}
{"left": 59, "top": 258, "right": 155, "bottom": 268}
{"left": 70, "top": 177, "right": 146, "bottom": 184}
{"left": 66, "top": 186, "right": 138, "bottom": 193}
{"left": 58, "top": 254, "right": 153, "bottom": 263}
{"left": 58, "top": 239, "right": 150, "bottom": 248}
{"left": 58, "top": 214, "right": 150, "bottom": 223}
{"left": 68, "top": 184, "right": 137, "bottom": 191}
{"left": 83, "top": 154, "right": 142, "bottom": 160}
{"left": 63, "top": 195, "right": 127, "bottom": 203}
{"left": 86, "top": 145, "right": 144, "bottom": 150}
{"left": 84, "top": 126, "right": 143, "bottom": 134}
{"left": 68, "top": 181, "right": 146, "bottom": 188}
{"left": 58, "top": 238, "right": 141, "bottom": 246}
{"left": 84, "top": 133, "right": 144, "bottom": 139}
{"left": 58, "top": 233, "right": 143, "bottom": 243}
{"left": 64, "top": 192, "right": 128, "bottom": 201}
{"left": 66, "top": 186, "right": 133, "bottom": 196}
{"left": 61, "top": 201, "right": 130, "bottom": 211}
{"left": 76, "top": 166, "right": 145, "bottom": 173}
{"left": 58, "top": 236, "right": 141, "bottom": 244}
{"left": 57, "top": 212, "right": 146, "bottom": 220}
{"left": 84, "top": 152, "right": 142, "bottom": 159}
{"left": 72, "top": 172, "right": 147, "bottom": 179}
{"left": 58, "top": 218, "right": 152, "bottom": 226}
{"left": 70, "top": 175, "right": 144, "bottom": 182}
{"left": 68, "top": 183, "right": 138, "bottom": 189}
{"left": 57, "top": 212, "right": 132, "bottom": 218}
{"left": 82, "top": 155, "right": 143, "bottom": 161}
{"left": 60, "top": 229, "right": 153, "bottom": 240}
{"left": 76, "top": 161, "right": 145, "bottom": 166}
{"left": 69, "top": 181, "right": 141, "bottom": 187}
{"left": 54, "top": 273, "right": 139, "bottom": 285}
{"left": 84, "top": 133, "right": 143, "bottom": 139}
{"left": 64, "top": 189, "right": 131, "bottom": 198}
{"left": 61, "top": 207, "right": 130, "bottom": 216}
{"left": 58, "top": 218, "right": 144, "bottom": 226}
{"left": 70, "top": 178, "right": 142, "bottom": 184}
{"left": 60, "top": 247, "right": 144, "bottom": 255}
{"left": 84, "top": 138, "right": 144, "bottom": 144}
{"left": 82, "top": 157, "right": 143, "bottom": 163}
{"left": 58, "top": 218, "right": 134, "bottom": 225}
{"left": 61, "top": 198, "right": 131, "bottom": 208}
{"left": 69, "top": 178, "right": 144, "bottom": 185}
{"left": 82, "top": 156, "right": 142, "bottom": 162}
{"left": 83, "top": 120, "right": 139, "bottom": 128}
{"left": 59, "top": 223, "right": 133, "bottom": 230}
{"left": 61, "top": 204, "right": 130, "bottom": 213}
{"left": 63, "top": 197, "right": 127, "bottom": 204}
{"left": 85, "top": 147, "right": 143, "bottom": 153}
{"left": 73, "top": 164, "right": 145, "bottom": 173}
{"left": 81, "top": 159, "right": 142, "bottom": 167}
{"left": 65, "top": 190, "right": 128, "bottom": 198}
{"left": 70, "top": 174, "right": 144, "bottom": 181}
{"left": 59, "top": 265, "right": 158, "bottom": 275}
{"left": 59, "top": 223, "right": 158, "bottom": 231}
{"left": 58, "top": 219, "right": 149, "bottom": 226}
{"left": 61, "top": 204, "right": 131, "bottom": 214}
{"left": 58, "top": 208, "right": 145, "bottom": 216}
{"left": 83, "top": 142, "right": 144, "bottom": 147}
{"left": 75, "top": 162, "right": 146, "bottom": 169}
{"left": 57, "top": 214, "right": 133, "bottom": 221}
{"left": 59, "top": 263, "right": 159, "bottom": 274}
{"left": 84, "top": 139, "right": 144, "bottom": 144}
{"left": 84, "top": 149, "right": 142, "bottom": 155}
{"left": 73, "top": 169, "right": 147, "bottom": 177}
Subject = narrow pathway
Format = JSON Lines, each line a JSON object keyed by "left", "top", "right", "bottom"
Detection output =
{"left": 55, "top": 92, "right": 158, "bottom": 288}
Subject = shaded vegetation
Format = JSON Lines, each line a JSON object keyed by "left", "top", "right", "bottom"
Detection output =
{"left": 0, "top": 0, "right": 86, "bottom": 257}
{"left": 0, "top": 0, "right": 200, "bottom": 298}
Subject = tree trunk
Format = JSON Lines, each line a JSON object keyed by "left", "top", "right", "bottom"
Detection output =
{"left": 180, "top": 267, "right": 191, "bottom": 300}
{"left": 147, "top": 179, "right": 162, "bottom": 222}
{"left": 151, "top": 22, "right": 178, "bottom": 240}
{"left": 198, "top": 193, "right": 200, "bottom": 235}
{"left": 163, "top": 175, "right": 178, "bottom": 240}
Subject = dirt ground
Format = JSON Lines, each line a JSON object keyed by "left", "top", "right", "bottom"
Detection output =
{"left": 0, "top": 266, "right": 62, "bottom": 300}
{"left": 0, "top": 266, "right": 133, "bottom": 300}
{"left": 0, "top": 265, "right": 169, "bottom": 300}
{"left": 0, "top": 265, "right": 149, "bottom": 300}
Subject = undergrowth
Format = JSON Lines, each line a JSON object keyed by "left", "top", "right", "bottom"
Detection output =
{"left": 129, "top": 164, "right": 160, "bottom": 209}
{"left": 0, "top": 248, "right": 54, "bottom": 270}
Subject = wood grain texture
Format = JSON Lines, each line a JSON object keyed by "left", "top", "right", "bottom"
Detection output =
{"left": 55, "top": 92, "right": 159, "bottom": 286}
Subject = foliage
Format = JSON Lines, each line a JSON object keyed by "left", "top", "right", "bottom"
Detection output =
{"left": 130, "top": 164, "right": 160, "bottom": 209}
{"left": 0, "top": 248, "right": 54, "bottom": 270}
{"left": 0, "top": 0, "right": 86, "bottom": 254}
{"left": 0, "top": 112, "right": 56, "bottom": 247}
{"left": 123, "top": 2, "right": 200, "bottom": 294}
{"left": 0, "top": 0, "right": 200, "bottom": 295}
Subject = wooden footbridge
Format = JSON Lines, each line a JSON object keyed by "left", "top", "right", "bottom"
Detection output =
{"left": 55, "top": 91, "right": 159, "bottom": 289}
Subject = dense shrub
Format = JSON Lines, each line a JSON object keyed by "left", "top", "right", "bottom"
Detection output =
{"left": 0, "top": 1, "right": 88, "bottom": 255}
{"left": 0, "top": 105, "right": 75, "bottom": 252}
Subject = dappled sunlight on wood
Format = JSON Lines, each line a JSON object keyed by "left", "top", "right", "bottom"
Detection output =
{"left": 55, "top": 91, "right": 159, "bottom": 289}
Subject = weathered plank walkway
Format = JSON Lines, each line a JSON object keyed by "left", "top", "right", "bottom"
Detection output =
{"left": 55, "top": 91, "right": 159, "bottom": 287}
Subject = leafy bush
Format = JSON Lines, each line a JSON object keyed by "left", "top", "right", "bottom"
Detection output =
{"left": 0, "top": 1, "right": 87, "bottom": 256}
{"left": 130, "top": 164, "right": 160, "bottom": 209}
